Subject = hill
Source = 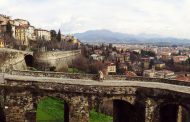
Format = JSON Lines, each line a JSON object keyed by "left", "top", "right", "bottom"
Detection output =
{"left": 74, "top": 29, "right": 190, "bottom": 45}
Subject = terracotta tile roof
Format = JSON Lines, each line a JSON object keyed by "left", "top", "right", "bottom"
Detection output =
{"left": 125, "top": 71, "right": 137, "bottom": 77}
{"left": 16, "top": 25, "right": 29, "bottom": 29}
{"left": 175, "top": 75, "right": 190, "bottom": 82}
{"left": 173, "top": 56, "right": 188, "bottom": 63}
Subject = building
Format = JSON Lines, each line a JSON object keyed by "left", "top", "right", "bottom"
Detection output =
{"left": 123, "top": 52, "right": 130, "bottom": 61}
{"left": 15, "top": 25, "right": 29, "bottom": 46}
{"left": 143, "top": 69, "right": 175, "bottom": 79}
{"left": 27, "top": 26, "right": 36, "bottom": 40}
{"left": 143, "top": 69, "right": 155, "bottom": 78}
{"left": 94, "top": 49, "right": 103, "bottom": 55}
{"left": 90, "top": 54, "right": 105, "bottom": 61}
{"left": 10, "top": 19, "right": 30, "bottom": 38}
{"left": 154, "top": 70, "right": 175, "bottom": 79}
{"left": 160, "top": 52, "right": 171, "bottom": 61}
{"left": 35, "top": 29, "right": 51, "bottom": 41}
{"left": 116, "top": 54, "right": 125, "bottom": 63}
{"left": 0, "top": 38, "right": 5, "bottom": 48}
{"left": 0, "top": 15, "right": 11, "bottom": 37}
{"left": 105, "top": 62, "right": 116, "bottom": 75}
{"left": 175, "top": 74, "right": 190, "bottom": 82}
{"left": 173, "top": 56, "right": 188, "bottom": 63}
{"left": 154, "top": 60, "right": 166, "bottom": 70}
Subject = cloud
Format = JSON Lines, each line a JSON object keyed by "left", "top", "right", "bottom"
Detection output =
{"left": 0, "top": 0, "right": 190, "bottom": 39}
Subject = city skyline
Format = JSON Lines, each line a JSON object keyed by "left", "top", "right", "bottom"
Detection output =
{"left": 1, "top": 0, "right": 190, "bottom": 39}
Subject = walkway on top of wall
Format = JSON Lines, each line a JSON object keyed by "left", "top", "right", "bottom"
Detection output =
{"left": 0, "top": 48, "right": 33, "bottom": 54}
{"left": 3, "top": 74, "right": 190, "bottom": 95}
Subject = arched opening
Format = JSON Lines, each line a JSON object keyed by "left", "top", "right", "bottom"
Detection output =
{"left": 36, "top": 97, "right": 69, "bottom": 122}
{"left": 89, "top": 99, "right": 113, "bottom": 122}
{"left": 159, "top": 104, "right": 190, "bottom": 122}
{"left": 24, "top": 55, "right": 34, "bottom": 67}
{"left": 113, "top": 100, "right": 138, "bottom": 122}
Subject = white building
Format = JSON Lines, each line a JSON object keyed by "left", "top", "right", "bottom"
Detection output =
{"left": 143, "top": 69, "right": 175, "bottom": 79}
{"left": 27, "top": 26, "right": 36, "bottom": 40}
{"left": 35, "top": 29, "right": 51, "bottom": 41}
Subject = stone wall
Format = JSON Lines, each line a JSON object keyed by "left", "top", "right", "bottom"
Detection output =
{"left": 11, "top": 70, "right": 97, "bottom": 80}
{"left": 33, "top": 50, "right": 81, "bottom": 71}
{"left": 0, "top": 48, "right": 33, "bottom": 72}
{"left": 10, "top": 70, "right": 190, "bottom": 87}
{"left": 1, "top": 74, "right": 190, "bottom": 122}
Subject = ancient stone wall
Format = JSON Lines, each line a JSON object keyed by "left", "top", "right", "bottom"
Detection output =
{"left": 0, "top": 48, "right": 33, "bottom": 72}
{"left": 33, "top": 50, "right": 81, "bottom": 71}
{"left": 1, "top": 75, "right": 190, "bottom": 122}
{"left": 10, "top": 70, "right": 190, "bottom": 87}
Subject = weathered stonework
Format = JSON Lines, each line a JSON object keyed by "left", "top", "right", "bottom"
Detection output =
{"left": 0, "top": 73, "right": 190, "bottom": 122}
{"left": 33, "top": 50, "right": 81, "bottom": 71}
{"left": 0, "top": 49, "right": 81, "bottom": 72}
{"left": 0, "top": 49, "right": 32, "bottom": 72}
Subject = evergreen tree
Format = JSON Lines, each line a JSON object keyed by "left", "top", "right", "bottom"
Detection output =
{"left": 57, "top": 29, "right": 61, "bottom": 42}
{"left": 6, "top": 21, "right": 12, "bottom": 37}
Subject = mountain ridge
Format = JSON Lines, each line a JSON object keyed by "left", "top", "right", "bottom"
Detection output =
{"left": 74, "top": 29, "right": 190, "bottom": 44}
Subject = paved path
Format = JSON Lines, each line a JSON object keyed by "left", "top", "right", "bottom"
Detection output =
{"left": 0, "top": 73, "right": 4, "bottom": 83}
{"left": 4, "top": 74, "right": 190, "bottom": 95}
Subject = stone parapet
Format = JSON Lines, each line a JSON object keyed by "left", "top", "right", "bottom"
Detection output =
{"left": 10, "top": 70, "right": 190, "bottom": 87}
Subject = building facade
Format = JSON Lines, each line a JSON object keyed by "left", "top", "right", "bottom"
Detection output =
{"left": 15, "top": 25, "right": 29, "bottom": 46}
{"left": 27, "top": 26, "right": 36, "bottom": 40}
{"left": 35, "top": 29, "right": 51, "bottom": 41}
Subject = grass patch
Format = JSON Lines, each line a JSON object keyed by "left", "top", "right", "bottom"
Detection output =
{"left": 37, "top": 97, "right": 113, "bottom": 122}
{"left": 67, "top": 68, "right": 79, "bottom": 73}
{"left": 36, "top": 97, "right": 64, "bottom": 122}
{"left": 90, "top": 109, "right": 113, "bottom": 122}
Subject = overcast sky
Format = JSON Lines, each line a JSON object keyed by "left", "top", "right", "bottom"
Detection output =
{"left": 1, "top": 0, "right": 190, "bottom": 39}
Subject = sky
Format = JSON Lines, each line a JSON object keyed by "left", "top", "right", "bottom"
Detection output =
{"left": 1, "top": 0, "right": 190, "bottom": 39}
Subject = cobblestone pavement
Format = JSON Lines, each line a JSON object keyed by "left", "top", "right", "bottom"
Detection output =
{"left": 4, "top": 74, "right": 190, "bottom": 95}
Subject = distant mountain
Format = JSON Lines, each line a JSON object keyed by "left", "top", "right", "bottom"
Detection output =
{"left": 74, "top": 29, "right": 190, "bottom": 45}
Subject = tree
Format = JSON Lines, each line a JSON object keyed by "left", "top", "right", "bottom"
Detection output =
{"left": 89, "top": 61, "right": 105, "bottom": 74}
{"left": 6, "top": 21, "right": 12, "bottom": 37}
{"left": 50, "top": 30, "right": 57, "bottom": 40}
{"left": 71, "top": 55, "right": 89, "bottom": 72}
{"left": 57, "top": 29, "right": 61, "bottom": 42}
{"left": 141, "top": 50, "right": 156, "bottom": 57}
{"left": 108, "top": 43, "right": 113, "bottom": 49}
